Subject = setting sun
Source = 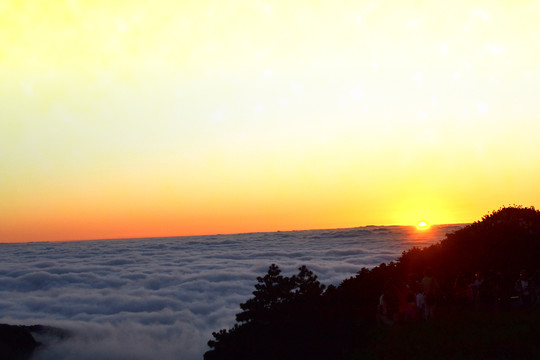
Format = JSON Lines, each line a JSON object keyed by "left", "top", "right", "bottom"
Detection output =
{"left": 417, "top": 221, "right": 429, "bottom": 230}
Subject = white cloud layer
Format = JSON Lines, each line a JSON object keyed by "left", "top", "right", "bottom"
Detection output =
{"left": 0, "top": 225, "right": 463, "bottom": 360}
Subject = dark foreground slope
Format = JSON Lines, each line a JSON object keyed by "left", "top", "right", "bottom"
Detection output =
{"left": 205, "top": 206, "right": 540, "bottom": 360}
{"left": 353, "top": 309, "right": 540, "bottom": 359}
{"left": 0, "top": 324, "right": 40, "bottom": 360}
{"left": 0, "top": 324, "right": 71, "bottom": 360}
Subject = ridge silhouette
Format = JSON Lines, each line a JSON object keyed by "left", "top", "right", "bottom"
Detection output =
{"left": 205, "top": 206, "right": 540, "bottom": 359}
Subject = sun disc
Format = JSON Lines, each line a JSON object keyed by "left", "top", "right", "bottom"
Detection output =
{"left": 417, "top": 221, "right": 429, "bottom": 230}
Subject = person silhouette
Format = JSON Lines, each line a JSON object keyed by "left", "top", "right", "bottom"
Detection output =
{"left": 515, "top": 269, "right": 532, "bottom": 309}
{"left": 421, "top": 268, "right": 440, "bottom": 319}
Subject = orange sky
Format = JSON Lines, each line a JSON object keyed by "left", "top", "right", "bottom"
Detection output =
{"left": 2, "top": 0, "right": 540, "bottom": 242}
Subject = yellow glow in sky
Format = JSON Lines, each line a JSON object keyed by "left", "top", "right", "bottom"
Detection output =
{"left": 2, "top": 0, "right": 540, "bottom": 242}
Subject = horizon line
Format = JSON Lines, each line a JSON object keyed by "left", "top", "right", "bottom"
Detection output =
{"left": 1, "top": 222, "right": 471, "bottom": 244}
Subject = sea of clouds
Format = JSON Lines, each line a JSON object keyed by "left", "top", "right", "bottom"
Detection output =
{"left": 0, "top": 224, "right": 463, "bottom": 360}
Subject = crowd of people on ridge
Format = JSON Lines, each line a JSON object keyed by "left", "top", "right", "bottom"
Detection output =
{"left": 377, "top": 267, "right": 540, "bottom": 326}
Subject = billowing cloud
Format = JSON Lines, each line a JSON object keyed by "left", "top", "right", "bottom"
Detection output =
{"left": 0, "top": 225, "right": 462, "bottom": 359}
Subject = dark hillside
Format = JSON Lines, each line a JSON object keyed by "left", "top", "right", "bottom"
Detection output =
{"left": 353, "top": 309, "right": 540, "bottom": 359}
{"left": 0, "top": 324, "right": 40, "bottom": 360}
{"left": 398, "top": 206, "right": 540, "bottom": 284}
{"left": 205, "top": 206, "right": 540, "bottom": 360}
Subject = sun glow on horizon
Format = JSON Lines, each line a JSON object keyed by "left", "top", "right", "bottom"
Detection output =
{"left": 416, "top": 221, "right": 430, "bottom": 230}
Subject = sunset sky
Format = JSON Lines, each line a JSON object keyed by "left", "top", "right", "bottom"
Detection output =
{"left": 2, "top": 0, "right": 540, "bottom": 242}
